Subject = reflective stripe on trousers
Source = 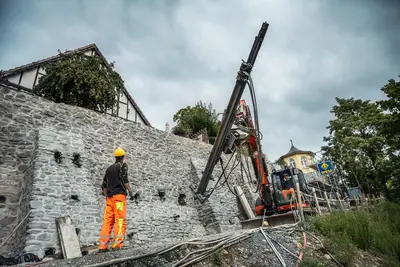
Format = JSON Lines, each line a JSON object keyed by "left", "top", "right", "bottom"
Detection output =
{"left": 98, "top": 194, "right": 127, "bottom": 249}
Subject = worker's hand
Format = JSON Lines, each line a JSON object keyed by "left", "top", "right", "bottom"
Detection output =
{"left": 128, "top": 190, "right": 135, "bottom": 201}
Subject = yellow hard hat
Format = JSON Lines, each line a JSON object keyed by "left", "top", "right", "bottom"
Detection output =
{"left": 114, "top": 147, "right": 125, "bottom": 157}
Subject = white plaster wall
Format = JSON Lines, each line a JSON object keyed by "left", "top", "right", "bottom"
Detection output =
{"left": 127, "top": 101, "right": 136, "bottom": 121}
{"left": 19, "top": 69, "right": 37, "bottom": 89}
{"left": 6, "top": 74, "right": 21, "bottom": 85}
{"left": 118, "top": 103, "right": 127, "bottom": 119}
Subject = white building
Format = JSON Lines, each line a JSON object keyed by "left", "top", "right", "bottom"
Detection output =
{"left": 0, "top": 43, "right": 151, "bottom": 126}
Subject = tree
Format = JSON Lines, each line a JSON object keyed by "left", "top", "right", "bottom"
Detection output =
{"left": 321, "top": 97, "right": 389, "bottom": 197}
{"left": 377, "top": 75, "right": 400, "bottom": 201}
{"left": 378, "top": 75, "right": 400, "bottom": 151}
{"left": 33, "top": 52, "right": 124, "bottom": 113}
{"left": 172, "top": 101, "right": 221, "bottom": 144}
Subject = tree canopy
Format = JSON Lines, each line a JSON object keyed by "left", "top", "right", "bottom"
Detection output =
{"left": 378, "top": 76, "right": 400, "bottom": 197}
{"left": 378, "top": 76, "right": 400, "bottom": 151}
{"left": 172, "top": 101, "right": 221, "bottom": 144}
{"left": 33, "top": 52, "right": 124, "bottom": 113}
{"left": 321, "top": 75, "right": 400, "bottom": 200}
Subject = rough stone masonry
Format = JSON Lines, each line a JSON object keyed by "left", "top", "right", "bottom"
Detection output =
{"left": 0, "top": 84, "right": 258, "bottom": 259}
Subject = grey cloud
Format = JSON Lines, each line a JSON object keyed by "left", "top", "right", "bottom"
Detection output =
{"left": 0, "top": 0, "right": 399, "bottom": 161}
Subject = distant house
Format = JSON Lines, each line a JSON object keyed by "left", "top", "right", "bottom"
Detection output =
{"left": 0, "top": 43, "right": 151, "bottom": 126}
{"left": 278, "top": 140, "right": 315, "bottom": 174}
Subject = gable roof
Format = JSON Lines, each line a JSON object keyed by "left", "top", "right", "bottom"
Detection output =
{"left": 280, "top": 139, "right": 313, "bottom": 159}
{"left": 0, "top": 43, "right": 151, "bottom": 126}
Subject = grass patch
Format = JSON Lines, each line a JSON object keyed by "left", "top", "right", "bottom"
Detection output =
{"left": 324, "top": 234, "right": 357, "bottom": 266}
{"left": 299, "top": 248, "right": 335, "bottom": 267}
{"left": 299, "top": 257, "right": 329, "bottom": 267}
{"left": 307, "top": 201, "right": 400, "bottom": 266}
{"left": 212, "top": 248, "right": 223, "bottom": 266}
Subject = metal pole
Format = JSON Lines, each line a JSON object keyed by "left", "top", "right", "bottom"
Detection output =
{"left": 197, "top": 22, "right": 270, "bottom": 194}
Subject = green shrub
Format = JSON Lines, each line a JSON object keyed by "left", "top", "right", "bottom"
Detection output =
{"left": 299, "top": 257, "right": 328, "bottom": 267}
{"left": 212, "top": 248, "right": 223, "bottom": 266}
{"left": 311, "top": 202, "right": 400, "bottom": 265}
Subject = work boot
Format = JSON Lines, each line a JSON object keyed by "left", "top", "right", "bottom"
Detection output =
{"left": 111, "top": 247, "right": 127, "bottom": 252}
{"left": 97, "top": 248, "right": 110, "bottom": 254}
{"left": 111, "top": 245, "right": 123, "bottom": 250}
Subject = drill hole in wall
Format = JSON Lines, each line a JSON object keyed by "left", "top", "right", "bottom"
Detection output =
{"left": 178, "top": 193, "right": 186, "bottom": 206}
{"left": 54, "top": 151, "right": 62, "bottom": 164}
{"left": 158, "top": 189, "right": 166, "bottom": 202}
{"left": 72, "top": 153, "right": 82, "bottom": 168}
{"left": 70, "top": 195, "right": 80, "bottom": 201}
{"left": 44, "top": 247, "right": 55, "bottom": 256}
{"left": 0, "top": 195, "right": 6, "bottom": 203}
{"left": 133, "top": 192, "right": 140, "bottom": 202}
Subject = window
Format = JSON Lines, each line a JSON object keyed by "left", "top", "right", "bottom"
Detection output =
{"left": 301, "top": 156, "right": 308, "bottom": 168}
{"left": 289, "top": 158, "right": 296, "bottom": 168}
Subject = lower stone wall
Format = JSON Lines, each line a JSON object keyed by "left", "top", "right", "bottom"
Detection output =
{"left": 14, "top": 132, "right": 38, "bottom": 257}
{"left": 24, "top": 128, "right": 101, "bottom": 258}
{"left": 0, "top": 127, "right": 37, "bottom": 257}
{"left": 23, "top": 127, "right": 253, "bottom": 258}
{"left": 190, "top": 157, "right": 255, "bottom": 233}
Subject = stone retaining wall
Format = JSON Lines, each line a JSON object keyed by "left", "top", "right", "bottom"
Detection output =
{"left": 0, "top": 85, "right": 257, "bottom": 259}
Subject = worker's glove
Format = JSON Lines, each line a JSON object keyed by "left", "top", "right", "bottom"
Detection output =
{"left": 128, "top": 191, "right": 135, "bottom": 201}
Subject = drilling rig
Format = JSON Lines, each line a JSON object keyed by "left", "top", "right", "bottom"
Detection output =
{"left": 192, "top": 22, "right": 310, "bottom": 227}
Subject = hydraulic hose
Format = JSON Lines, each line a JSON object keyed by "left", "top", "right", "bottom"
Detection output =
{"left": 296, "top": 231, "right": 307, "bottom": 267}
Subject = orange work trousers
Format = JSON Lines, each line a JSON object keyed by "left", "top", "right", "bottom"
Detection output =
{"left": 99, "top": 194, "right": 127, "bottom": 249}
{"left": 282, "top": 188, "right": 295, "bottom": 200}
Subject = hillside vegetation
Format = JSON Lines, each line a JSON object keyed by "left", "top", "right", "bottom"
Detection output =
{"left": 301, "top": 201, "right": 400, "bottom": 267}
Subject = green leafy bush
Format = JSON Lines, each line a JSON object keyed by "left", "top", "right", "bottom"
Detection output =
{"left": 34, "top": 52, "right": 124, "bottom": 113}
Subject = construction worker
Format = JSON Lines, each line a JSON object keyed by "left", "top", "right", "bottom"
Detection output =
{"left": 281, "top": 173, "right": 295, "bottom": 200}
{"left": 98, "top": 147, "right": 134, "bottom": 252}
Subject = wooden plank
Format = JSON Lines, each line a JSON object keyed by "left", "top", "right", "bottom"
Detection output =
{"left": 323, "top": 191, "right": 332, "bottom": 213}
{"left": 312, "top": 187, "right": 321, "bottom": 215}
{"left": 295, "top": 182, "right": 305, "bottom": 223}
{"left": 56, "top": 216, "right": 82, "bottom": 259}
{"left": 235, "top": 186, "right": 255, "bottom": 219}
{"left": 336, "top": 192, "right": 344, "bottom": 210}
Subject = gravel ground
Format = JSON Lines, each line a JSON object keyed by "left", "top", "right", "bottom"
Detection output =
{"left": 17, "top": 228, "right": 304, "bottom": 267}
{"left": 192, "top": 228, "right": 302, "bottom": 267}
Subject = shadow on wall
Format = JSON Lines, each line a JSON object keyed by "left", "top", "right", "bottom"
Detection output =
{"left": 0, "top": 137, "right": 37, "bottom": 259}
{"left": 0, "top": 84, "right": 255, "bottom": 260}
{"left": 0, "top": 100, "right": 38, "bottom": 259}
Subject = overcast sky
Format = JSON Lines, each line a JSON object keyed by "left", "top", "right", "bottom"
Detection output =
{"left": 0, "top": 0, "right": 399, "bottom": 161}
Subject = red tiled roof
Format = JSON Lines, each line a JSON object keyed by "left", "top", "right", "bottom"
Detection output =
{"left": 0, "top": 43, "right": 151, "bottom": 126}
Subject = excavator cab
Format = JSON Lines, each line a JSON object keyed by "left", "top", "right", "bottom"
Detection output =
{"left": 271, "top": 168, "right": 310, "bottom": 213}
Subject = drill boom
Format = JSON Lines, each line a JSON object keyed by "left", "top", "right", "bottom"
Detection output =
{"left": 196, "top": 22, "right": 269, "bottom": 194}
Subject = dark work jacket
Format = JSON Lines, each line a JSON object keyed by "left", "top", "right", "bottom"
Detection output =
{"left": 102, "top": 161, "right": 129, "bottom": 197}
{"left": 282, "top": 178, "right": 294, "bottom": 190}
